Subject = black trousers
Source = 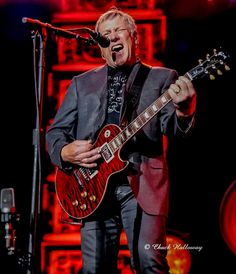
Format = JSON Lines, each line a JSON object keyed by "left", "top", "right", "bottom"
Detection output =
{"left": 80, "top": 184, "right": 170, "bottom": 274}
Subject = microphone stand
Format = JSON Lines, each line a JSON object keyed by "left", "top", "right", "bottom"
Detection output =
{"left": 27, "top": 27, "right": 47, "bottom": 274}
{"left": 23, "top": 19, "right": 97, "bottom": 274}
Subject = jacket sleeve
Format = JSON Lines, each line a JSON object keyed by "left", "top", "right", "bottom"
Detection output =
{"left": 159, "top": 69, "right": 195, "bottom": 138}
{"left": 46, "top": 77, "right": 78, "bottom": 169}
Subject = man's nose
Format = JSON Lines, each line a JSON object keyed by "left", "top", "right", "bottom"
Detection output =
{"left": 109, "top": 30, "right": 119, "bottom": 41}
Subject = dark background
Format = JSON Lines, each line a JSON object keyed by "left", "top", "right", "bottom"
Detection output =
{"left": 1, "top": 1, "right": 235, "bottom": 273}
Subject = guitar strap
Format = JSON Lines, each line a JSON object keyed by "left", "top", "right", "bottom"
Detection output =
{"left": 120, "top": 63, "right": 151, "bottom": 128}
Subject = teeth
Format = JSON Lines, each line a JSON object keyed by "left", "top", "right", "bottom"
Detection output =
{"left": 112, "top": 44, "right": 123, "bottom": 52}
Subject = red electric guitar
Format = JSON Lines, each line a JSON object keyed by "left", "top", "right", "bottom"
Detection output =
{"left": 55, "top": 49, "right": 230, "bottom": 220}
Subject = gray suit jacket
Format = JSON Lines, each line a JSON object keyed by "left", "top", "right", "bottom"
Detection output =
{"left": 46, "top": 61, "right": 193, "bottom": 216}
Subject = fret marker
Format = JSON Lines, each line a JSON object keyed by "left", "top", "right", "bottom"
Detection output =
{"left": 152, "top": 105, "right": 157, "bottom": 111}
{"left": 161, "top": 96, "right": 167, "bottom": 103}
{"left": 115, "top": 138, "right": 121, "bottom": 145}
{"left": 120, "top": 134, "right": 125, "bottom": 141}
{"left": 144, "top": 112, "right": 149, "bottom": 118}
{"left": 111, "top": 141, "right": 117, "bottom": 149}
{"left": 125, "top": 130, "right": 131, "bottom": 137}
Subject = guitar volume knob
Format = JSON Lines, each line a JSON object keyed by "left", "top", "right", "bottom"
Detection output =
{"left": 81, "top": 191, "right": 88, "bottom": 198}
{"left": 89, "top": 195, "right": 96, "bottom": 202}
{"left": 72, "top": 200, "right": 79, "bottom": 206}
{"left": 80, "top": 204, "right": 87, "bottom": 210}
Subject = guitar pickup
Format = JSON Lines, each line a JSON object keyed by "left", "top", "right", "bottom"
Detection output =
{"left": 99, "top": 143, "right": 114, "bottom": 163}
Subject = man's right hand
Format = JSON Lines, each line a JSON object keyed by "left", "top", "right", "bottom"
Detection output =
{"left": 61, "top": 140, "right": 101, "bottom": 168}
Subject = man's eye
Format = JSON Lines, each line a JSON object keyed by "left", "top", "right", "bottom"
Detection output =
{"left": 117, "top": 28, "right": 127, "bottom": 33}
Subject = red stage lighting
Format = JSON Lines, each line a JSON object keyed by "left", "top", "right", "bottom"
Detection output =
{"left": 219, "top": 179, "right": 236, "bottom": 255}
{"left": 166, "top": 234, "right": 192, "bottom": 274}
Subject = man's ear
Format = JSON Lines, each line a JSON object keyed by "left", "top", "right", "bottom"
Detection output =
{"left": 134, "top": 32, "right": 138, "bottom": 48}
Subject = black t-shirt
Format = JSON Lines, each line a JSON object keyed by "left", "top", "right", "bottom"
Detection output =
{"left": 106, "top": 66, "right": 131, "bottom": 125}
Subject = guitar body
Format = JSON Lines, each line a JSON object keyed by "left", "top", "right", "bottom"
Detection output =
{"left": 55, "top": 124, "right": 129, "bottom": 220}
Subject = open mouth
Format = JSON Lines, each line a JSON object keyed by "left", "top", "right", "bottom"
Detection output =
{"left": 112, "top": 44, "right": 123, "bottom": 52}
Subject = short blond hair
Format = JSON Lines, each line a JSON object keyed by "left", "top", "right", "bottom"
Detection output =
{"left": 95, "top": 7, "right": 137, "bottom": 38}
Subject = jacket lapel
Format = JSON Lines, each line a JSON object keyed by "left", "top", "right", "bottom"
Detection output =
{"left": 92, "top": 65, "right": 108, "bottom": 134}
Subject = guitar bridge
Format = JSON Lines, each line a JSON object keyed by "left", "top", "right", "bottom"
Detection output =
{"left": 75, "top": 167, "right": 98, "bottom": 182}
{"left": 84, "top": 168, "right": 98, "bottom": 179}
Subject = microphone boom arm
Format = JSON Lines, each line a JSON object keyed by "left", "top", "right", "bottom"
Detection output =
{"left": 22, "top": 17, "right": 96, "bottom": 45}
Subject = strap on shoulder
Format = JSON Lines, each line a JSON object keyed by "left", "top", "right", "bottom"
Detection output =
{"left": 120, "top": 63, "right": 151, "bottom": 127}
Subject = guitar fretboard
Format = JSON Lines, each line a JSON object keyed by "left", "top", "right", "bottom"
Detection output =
{"left": 108, "top": 89, "right": 173, "bottom": 153}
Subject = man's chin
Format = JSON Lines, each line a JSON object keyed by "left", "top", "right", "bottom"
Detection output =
{"left": 114, "top": 58, "right": 127, "bottom": 67}
{"left": 112, "top": 51, "right": 127, "bottom": 66}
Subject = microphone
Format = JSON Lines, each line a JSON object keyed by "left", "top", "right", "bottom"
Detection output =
{"left": 0, "top": 188, "right": 15, "bottom": 216}
{"left": 83, "top": 27, "right": 110, "bottom": 48}
{"left": 0, "top": 188, "right": 18, "bottom": 254}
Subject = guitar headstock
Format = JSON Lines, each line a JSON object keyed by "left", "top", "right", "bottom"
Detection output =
{"left": 186, "top": 48, "right": 230, "bottom": 81}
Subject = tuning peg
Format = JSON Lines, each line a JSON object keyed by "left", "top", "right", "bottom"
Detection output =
{"left": 224, "top": 64, "right": 230, "bottom": 71}
{"left": 209, "top": 74, "right": 215, "bottom": 80}
{"left": 198, "top": 59, "right": 203, "bottom": 64}
{"left": 217, "top": 69, "right": 223, "bottom": 75}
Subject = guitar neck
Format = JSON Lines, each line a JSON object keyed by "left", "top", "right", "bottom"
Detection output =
{"left": 108, "top": 89, "right": 171, "bottom": 152}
